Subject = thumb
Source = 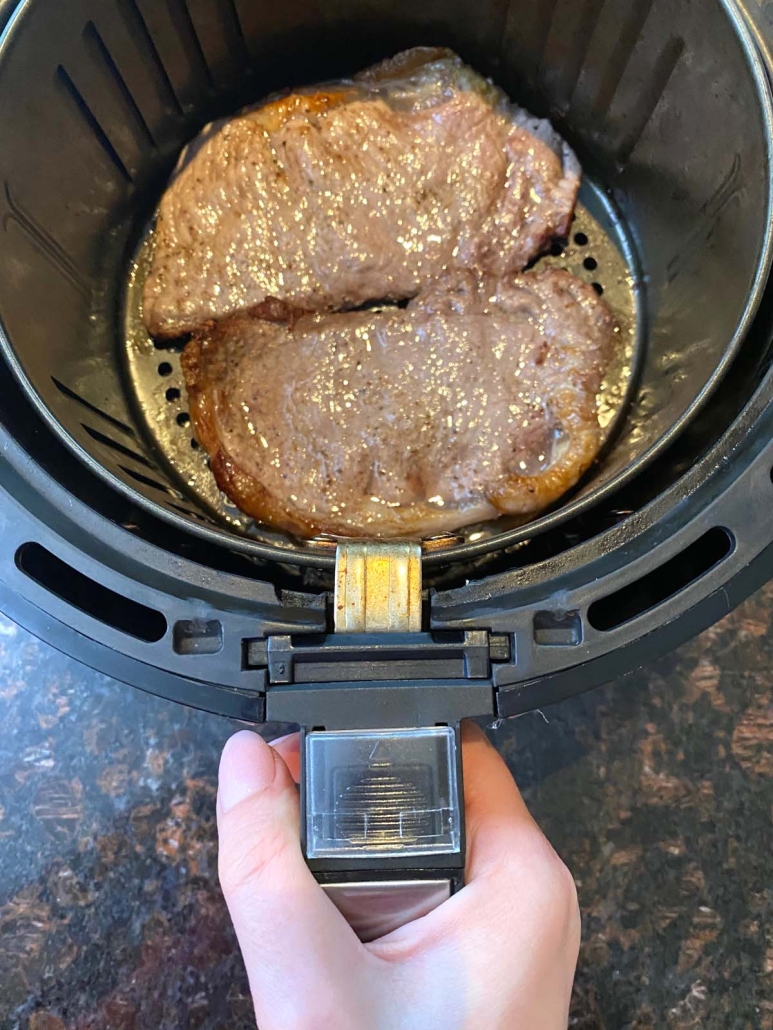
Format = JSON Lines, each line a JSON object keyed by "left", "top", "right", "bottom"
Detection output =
{"left": 217, "top": 731, "right": 365, "bottom": 1025}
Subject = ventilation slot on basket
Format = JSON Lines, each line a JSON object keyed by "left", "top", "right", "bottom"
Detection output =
{"left": 83, "top": 20, "right": 157, "bottom": 150}
{"left": 52, "top": 377, "right": 137, "bottom": 438}
{"left": 16, "top": 543, "right": 167, "bottom": 642}
{"left": 588, "top": 527, "right": 733, "bottom": 632}
{"left": 118, "top": 0, "right": 184, "bottom": 115}
{"left": 119, "top": 464, "right": 183, "bottom": 498}
{"left": 165, "top": 0, "right": 215, "bottom": 92}
{"left": 584, "top": 0, "right": 656, "bottom": 119}
{"left": 81, "top": 423, "right": 157, "bottom": 470}
{"left": 55, "top": 65, "right": 133, "bottom": 183}
{"left": 615, "top": 36, "right": 685, "bottom": 166}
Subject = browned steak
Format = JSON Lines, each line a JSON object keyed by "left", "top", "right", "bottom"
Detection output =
{"left": 144, "top": 48, "right": 580, "bottom": 339}
{"left": 181, "top": 269, "right": 616, "bottom": 538}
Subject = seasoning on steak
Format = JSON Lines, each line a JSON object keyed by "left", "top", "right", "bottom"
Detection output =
{"left": 143, "top": 48, "right": 580, "bottom": 339}
{"left": 181, "top": 269, "right": 616, "bottom": 538}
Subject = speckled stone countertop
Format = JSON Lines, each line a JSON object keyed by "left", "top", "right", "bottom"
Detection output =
{"left": 0, "top": 583, "right": 771, "bottom": 1030}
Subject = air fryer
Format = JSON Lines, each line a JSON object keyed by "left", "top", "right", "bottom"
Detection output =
{"left": 1, "top": 0, "right": 773, "bottom": 931}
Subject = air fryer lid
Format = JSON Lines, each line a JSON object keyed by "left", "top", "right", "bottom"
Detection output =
{"left": 0, "top": 0, "right": 771, "bottom": 569}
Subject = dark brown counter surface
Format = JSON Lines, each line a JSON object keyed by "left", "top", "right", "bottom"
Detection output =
{"left": 0, "top": 583, "right": 771, "bottom": 1030}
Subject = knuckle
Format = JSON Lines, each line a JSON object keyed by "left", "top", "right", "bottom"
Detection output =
{"left": 514, "top": 841, "right": 580, "bottom": 933}
{"left": 557, "top": 860, "right": 581, "bottom": 930}
{"left": 539, "top": 854, "right": 581, "bottom": 941}
{"left": 554, "top": 854, "right": 579, "bottom": 909}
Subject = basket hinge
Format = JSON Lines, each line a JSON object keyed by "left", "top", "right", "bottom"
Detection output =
{"left": 334, "top": 540, "right": 422, "bottom": 634}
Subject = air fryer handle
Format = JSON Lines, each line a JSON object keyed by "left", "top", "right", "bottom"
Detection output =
{"left": 300, "top": 724, "right": 466, "bottom": 942}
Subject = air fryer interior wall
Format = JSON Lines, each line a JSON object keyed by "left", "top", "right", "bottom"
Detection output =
{"left": 0, "top": 0, "right": 771, "bottom": 570}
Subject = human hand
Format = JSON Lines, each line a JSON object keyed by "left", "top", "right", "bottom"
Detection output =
{"left": 217, "top": 722, "right": 580, "bottom": 1030}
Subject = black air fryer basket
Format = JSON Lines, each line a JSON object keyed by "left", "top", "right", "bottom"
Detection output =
{"left": 2, "top": 0, "right": 773, "bottom": 924}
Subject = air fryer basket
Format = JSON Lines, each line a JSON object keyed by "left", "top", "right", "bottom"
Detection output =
{"left": 0, "top": 0, "right": 771, "bottom": 567}
{"left": 1, "top": 0, "right": 773, "bottom": 728}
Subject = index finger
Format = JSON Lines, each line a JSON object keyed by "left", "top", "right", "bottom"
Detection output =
{"left": 460, "top": 720, "right": 562, "bottom": 880}
{"left": 268, "top": 730, "right": 301, "bottom": 782}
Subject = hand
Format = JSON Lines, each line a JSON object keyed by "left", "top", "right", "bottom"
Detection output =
{"left": 217, "top": 722, "right": 580, "bottom": 1030}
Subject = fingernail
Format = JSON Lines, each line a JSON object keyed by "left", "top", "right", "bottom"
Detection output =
{"left": 218, "top": 730, "right": 277, "bottom": 813}
{"left": 461, "top": 719, "right": 493, "bottom": 746}
{"left": 268, "top": 731, "right": 297, "bottom": 749}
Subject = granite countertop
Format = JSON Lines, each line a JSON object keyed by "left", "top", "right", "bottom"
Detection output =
{"left": 0, "top": 584, "right": 771, "bottom": 1030}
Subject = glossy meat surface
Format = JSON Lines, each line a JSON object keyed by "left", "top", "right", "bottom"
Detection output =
{"left": 143, "top": 48, "right": 580, "bottom": 339}
{"left": 182, "top": 269, "right": 616, "bottom": 538}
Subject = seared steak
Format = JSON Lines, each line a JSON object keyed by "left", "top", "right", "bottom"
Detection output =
{"left": 144, "top": 49, "right": 580, "bottom": 339}
{"left": 181, "top": 269, "right": 616, "bottom": 538}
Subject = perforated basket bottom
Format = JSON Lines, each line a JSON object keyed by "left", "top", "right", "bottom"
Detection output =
{"left": 123, "top": 177, "right": 642, "bottom": 551}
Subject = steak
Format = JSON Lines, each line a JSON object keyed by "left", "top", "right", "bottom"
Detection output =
{"left": 181, "top": 269, "right": 616, "bottom": 538}
{"left": 143, "top": 48, "right": 580, "bottom": 339}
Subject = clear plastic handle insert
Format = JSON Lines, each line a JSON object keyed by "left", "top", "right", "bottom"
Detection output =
{"left": 302, "top": 726, "right": 465, "bottom": 941}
